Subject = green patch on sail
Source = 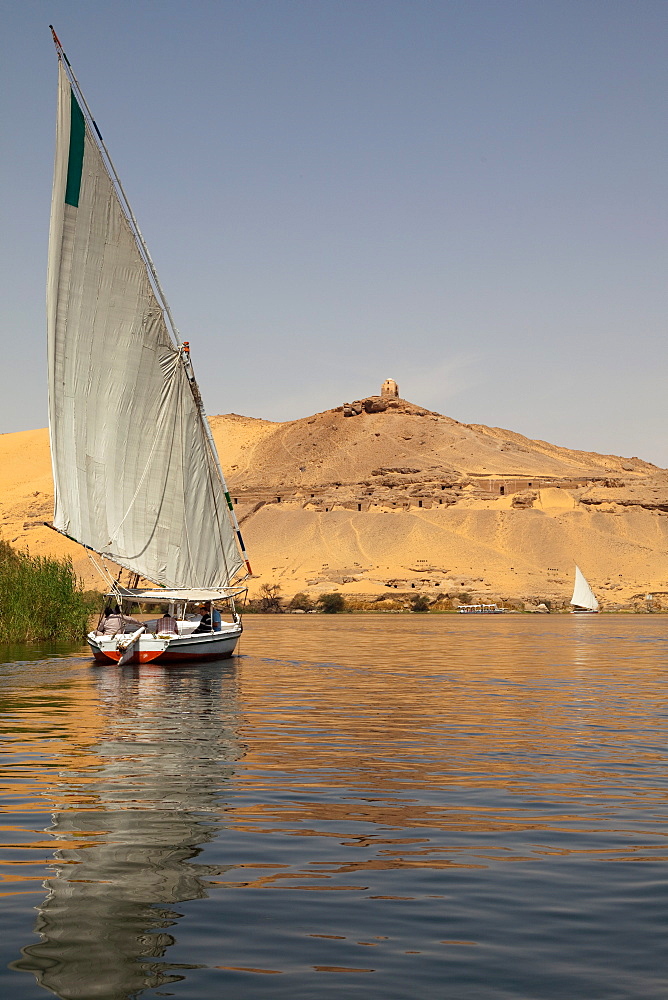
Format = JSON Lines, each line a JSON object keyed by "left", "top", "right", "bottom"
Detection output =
{"left": 65, "top": 89, "right": 85, "bottom": 207}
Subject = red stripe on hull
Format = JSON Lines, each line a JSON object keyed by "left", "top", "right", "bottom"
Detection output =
{"left": 91, "top": 647, "right": 166, "bottom": 664}
{"left": 90, "top": 642, "right": 238, "bottom": 665}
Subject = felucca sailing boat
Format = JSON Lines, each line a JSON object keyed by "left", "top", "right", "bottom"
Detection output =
{"left": 570, "top": 566, "right": 599, "bottom": 614}
{"left": 47, "top": 29, "right": 252, "bottom": 664}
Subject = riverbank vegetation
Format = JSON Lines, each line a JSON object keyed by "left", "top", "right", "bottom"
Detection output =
{"left": 241, "top": 587, "right": 595, "bottom": 613}
{"left": 0, "top": 540, "right": 92, "bottom": 642}
{"left": 241, "top": 582, "right": 662, "bottom": 614}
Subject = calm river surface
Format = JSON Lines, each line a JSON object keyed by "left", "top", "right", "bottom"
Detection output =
{"left": 1, "top": 615, "right": 667, "bottom": 999}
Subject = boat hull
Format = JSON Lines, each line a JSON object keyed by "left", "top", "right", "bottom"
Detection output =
{"left": 87, "top": 627, "right": 242, "bottom": 665}
{"left": 570, "top": 609, "right": 599, "bottom": 614}
{"left": 457, "top": 605, "right": 504, "bottom": 614}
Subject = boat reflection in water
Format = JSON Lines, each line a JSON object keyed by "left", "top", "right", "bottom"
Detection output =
{"left": 13, "top": 662, "right": 242, "bottom": 999}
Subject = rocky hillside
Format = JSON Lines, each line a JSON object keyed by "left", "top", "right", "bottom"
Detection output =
{"left": 213, "top": 394, "right": 654, "bottom": 510}
{"left": 3, "top": 393, "right": 668, "bottom": 609}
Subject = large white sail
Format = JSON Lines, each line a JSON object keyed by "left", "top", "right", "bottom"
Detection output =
{"left": 47, "top": 61, "right": 244, "bottom": 589}
{"left": 570, "top": 566, "right": 599, "bottom": 611}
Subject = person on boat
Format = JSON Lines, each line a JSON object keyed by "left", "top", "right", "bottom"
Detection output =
{"left": 96, "top": 605, "right": 142, "bottom": 636}
{"left": 193, "top": 603, "right": 222, "bottom": 633}
{"left": 154, "top": 612, "right": 178, "bottom": 635}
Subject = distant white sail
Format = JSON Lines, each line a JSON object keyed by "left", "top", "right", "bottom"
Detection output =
{"left": 47, "top": 62, "right": 244, "bottom": 589}
{"left": 570, "top": 566, "right": 599, "bottom": 611}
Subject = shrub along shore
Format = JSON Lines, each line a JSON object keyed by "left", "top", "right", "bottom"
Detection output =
{"left": 242, "top": 585, "right": 660, "bottom": 614}
{"left": 243, "top": 585, "right": 499, "bottom": 613}
{"left": 0, "top": 540, "right": 93, "bottom": 643}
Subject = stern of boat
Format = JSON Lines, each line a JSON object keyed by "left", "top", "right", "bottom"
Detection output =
{"left": 87, "top": 624, "right": 242, "bottom": 665}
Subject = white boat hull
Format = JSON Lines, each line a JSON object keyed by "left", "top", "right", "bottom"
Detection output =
{"left": 87, "top": 624, "right": 242, "bottom": 665}
{"left": 457, "top": 605, "right": 504, "bottom": 614}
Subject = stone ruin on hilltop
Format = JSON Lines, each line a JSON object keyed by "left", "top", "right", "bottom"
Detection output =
{"left": 342, "top": 379, "right": 432, "bottom": 417}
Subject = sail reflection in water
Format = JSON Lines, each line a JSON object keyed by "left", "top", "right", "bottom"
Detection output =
{"left": 14, "top": 663, "right": 242, "bottom": 999}
{"left": 5, "top": 617, "right": 668, "bottom": 1000}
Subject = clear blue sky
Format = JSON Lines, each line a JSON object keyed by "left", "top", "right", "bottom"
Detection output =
{"left": 2, "top": 1, "right": 666, "bottom": 464}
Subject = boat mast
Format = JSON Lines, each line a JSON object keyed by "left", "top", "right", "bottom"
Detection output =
{"left": 49, "top": 26, "right": 252, "bottom": 579}
{"left": 181, "top": 341, "right": 253, "bottom": 577}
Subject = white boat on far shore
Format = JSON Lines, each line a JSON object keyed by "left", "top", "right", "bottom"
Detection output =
{"left": 457, "top": 604, "right": 505, "bottom": 614}
{"left": 570, "top": 566, "right": 600, "bottom": 614}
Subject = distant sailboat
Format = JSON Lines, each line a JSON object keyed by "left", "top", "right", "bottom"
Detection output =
{"left": 46, "top": 29, "right": 251, "bottom": 663}
{"left": 570, "top": 566, "right": 599, "bottom": 614}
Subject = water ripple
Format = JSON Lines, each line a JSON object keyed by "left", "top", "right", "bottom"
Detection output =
{"left": 1, "top": 616, "right": 667, "bottom": 999}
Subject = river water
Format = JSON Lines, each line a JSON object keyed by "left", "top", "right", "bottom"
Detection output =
{"left": 1, "top": 615, "right": 667, "bottom": 1000}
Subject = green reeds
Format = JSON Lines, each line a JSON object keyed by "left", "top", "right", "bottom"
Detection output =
{"left": 0, "top": 540, "right": 91, "bottom": 642}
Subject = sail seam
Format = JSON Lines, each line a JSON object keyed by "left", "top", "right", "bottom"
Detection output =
{"left": 55, "top": 54, "right": 181, "bottom": 347}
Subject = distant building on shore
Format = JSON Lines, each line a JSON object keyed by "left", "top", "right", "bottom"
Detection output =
{"left": 342, "top": 378, "right": 400, "bottom": 417}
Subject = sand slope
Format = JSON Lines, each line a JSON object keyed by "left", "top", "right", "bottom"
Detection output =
{"left": 3, "top": 399, "right": 667, "bottom": 608}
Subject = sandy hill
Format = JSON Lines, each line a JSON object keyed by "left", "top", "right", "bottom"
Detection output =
{"left": 4, "top": 393, "right": 668, "bottom": 610}
{"left": 212, "top": 397, "right": 655, "bottom": 495}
